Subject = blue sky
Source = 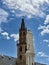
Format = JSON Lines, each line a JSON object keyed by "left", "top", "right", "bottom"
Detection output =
{"left": 0, "top": 0, "right": 49, "bottom": 65}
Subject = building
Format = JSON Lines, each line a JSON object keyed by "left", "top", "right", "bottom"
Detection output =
{"left": 0, "top": 54, "right": 16, "bottom": 65}
{"left": 26, "top": 29, "right": 34, "bottom": 65}
{"left": 17, "top": 17, "right": 27, "bottom": 65}
{"left": 16, "top": 17, "right": 34, "bottom": 65}
{"left": 0, "top": 17, "right": 46, "bottom": 65}
{"left": 16, "top": 17, "right": 46, "bottom": 65}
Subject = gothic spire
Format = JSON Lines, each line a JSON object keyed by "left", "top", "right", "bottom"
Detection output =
{"left": 21, "top": 16, "right": 25, "bottom": 29}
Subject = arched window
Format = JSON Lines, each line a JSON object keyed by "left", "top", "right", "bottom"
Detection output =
{"left": 25, "top": 46, "right": 27, "bottom": 52}
{"left": 19, "top": 46, "right": 22, "bottom": 52}
{"left": 32, "top": 63, "right": 33, "bottom": 65}
{"left": 23, "top": 32, "right": 25, "bottom": 35}
{"left": 20, "top": 55, "right": 22, "bottom": 60}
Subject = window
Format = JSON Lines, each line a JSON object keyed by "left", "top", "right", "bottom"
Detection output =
{"left": 25, "top": 46, "right": 27, "bottom": 52}
{"left": 32, "top": 63, "right": 33, "bottom": 65}
{"left": 19, "top": 46, "right": 22, "bottom": 52}
{"left": 20, "top": 55, "right": 22, "bottom": 60}
{"left": 23, "top": 32, "right": 25, "bottom": 35}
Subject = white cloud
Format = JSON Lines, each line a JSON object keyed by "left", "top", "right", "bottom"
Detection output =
{"left": 37, "top": 52, "right": 45, "bottom": 57}
{"left": 43, "top": 39, "right": 49, "bottom": 43}
{"left": 41, "top": 29, "right": 49, "bottom": 36}
{"left": 44, "top": 15, "right": 49, "bottom": 24}
{"left": 43, "top": 39, "right": 49, "bottom": 47}
{"left": 1, "top": 32, "right": 19, "bottom": 41}
{"left": 0, "top": 8, "right": 8, "bottom": 24}
{"left": 2, "top": 0, "right": 48, "bottom": 18}
{"left": 0, "top": 8, "right": 8, "bottom": 34}
{"left": 38, "top": 14, "right": 49, "bottom": 36}
{"left": 1, "top": 32, "right": 10, "bottom": 40}
{"left": 37, "top": 51, "right": 49, "bottom": 62}
{"left": 10, "top": 34, "right": 19, "bottom": 42}
{"left": 38, "top": 25, "right": 49, "bottom": 35}
{"left": 37, "top": 51, "right": 49, "bottom": 57}
{"left": 38, "top": 25, "right": 46, "bottom": 30}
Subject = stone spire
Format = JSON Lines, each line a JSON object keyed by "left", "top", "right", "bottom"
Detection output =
{"left": 21, "top": 16, "right": 25, "bottom": 30}
{"left": 17, "top": 17, "right": 27, "bottom": 65}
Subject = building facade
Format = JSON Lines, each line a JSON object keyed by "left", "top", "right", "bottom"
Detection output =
{"left": 26, "top": 29, "right": 34, "bottom": 65}
{"left": 17, "top": 17, "right": 27, "bottom": 65}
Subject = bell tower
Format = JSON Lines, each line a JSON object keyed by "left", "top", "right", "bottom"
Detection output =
{"left": 17, "top": 17, "right": 27, "bottom": 65}
{"left": 26, "top": 30, "right": 34, "bottom": 65}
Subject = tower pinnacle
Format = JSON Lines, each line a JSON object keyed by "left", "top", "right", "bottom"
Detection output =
{"left": 21, "top": 16, "right": 25, "bottom": 29}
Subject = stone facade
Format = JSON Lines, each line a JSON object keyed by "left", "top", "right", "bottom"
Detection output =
{"left": 26, "top": 30, "right": 34, "bottom": 65}
{"left": 17, "top": 17, "right": 27, "bottom": 65}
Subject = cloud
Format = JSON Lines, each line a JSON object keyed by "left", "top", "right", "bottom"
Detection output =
{"left": 43, "top": 39, "right": 49, "bottom": 47}
{"left": 43, "top": 39, "right": 49, "bottom": 43}
{"left": 0, "top": 8, "right": 8, "bottom": 34}
{"left": 1, "top": 32, "right": 10, "bottom": 40}
{"left": 41, "top": 29, "right": 49, "bottom": 36}
{"left": 38, "top": 25, "right": 49, "bottom": 35}
{"left": 10, "top": 34, "right": 19, "bottom": 42}
{"left": 44, "top": 15, "right": 49, "bottom": 24}
{"left": 1, "top": 32, "right": 19, "bottom": 41}
{"left": 38, "top": 25, "right": 46, "bottom": 30}
{"left": 37, "top": 51, "right": 49, "bottom": 62}
{"left": 38, "top": 14, "right": 49, "bottom": 36}
{"left": 37, "top": 51, "right": 49, "bottom": 58}
{"left": 2, "top": 0, "right": 48, "bottom": 18}
{"left": 0, "top": 8, "right": 8, "bottom": 24}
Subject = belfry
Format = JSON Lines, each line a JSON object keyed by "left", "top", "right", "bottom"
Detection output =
{"left": 17, "top": 17, "right": 34, "bottom": 65}
{"left": 17, "top": 17, "right": 27, "bottom": 65}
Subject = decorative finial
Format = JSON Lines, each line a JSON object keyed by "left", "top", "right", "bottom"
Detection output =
{"left": 21, "top": 16, "right": 25, "bottom": 29}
